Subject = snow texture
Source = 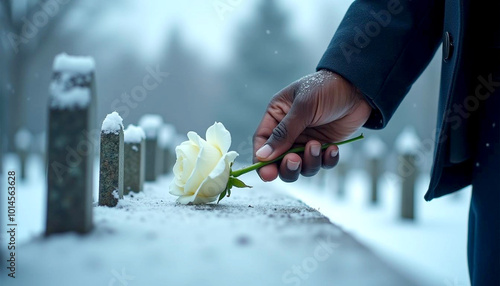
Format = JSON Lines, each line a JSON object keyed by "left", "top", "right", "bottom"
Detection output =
{"left": 101, "top": 112, "right": 124, "bottom": 134}
{"left": 0, "top": 154, "right": 468, "bottom": 286}
{"left": 53, "top": 53, "right": 95, "bottom": 73}
{"left": 138, "top": 114, "right": 163, "bottom": 138}
{"left": 395, "top": 127, "right": 421, "bottom": 155}
{"left": 14, "top": 128, "right": 32, "bottom": 151}
{"left": 158, "top": 124, "right": 176, "bottom": 147}
{"left": 50, "top": 87, "right": 90, "bottom": 109}
{"left": 363, "top": 136, "right": 386, "bottom": 159}
{"left": 124, "top": 124, "right": 146, "bottom": 143}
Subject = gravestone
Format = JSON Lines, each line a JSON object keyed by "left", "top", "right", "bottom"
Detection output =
{"left": 335, "top": 144, "right": 352, "bottom": 198}
{"left": 46, "top": 53, "right": 96, "bottom": 235}
{"left": 158, "top": 124, "right": 176, "bottom": 174}
{"left": 124, "top": 124, "right": 145, "bottom": 194}
{"left": 139, "top": 114, "right": 163, "bottom": 181}
{"left": 395, "top": 127, "right": 421, "bottom": 220}
{"left": 363, "top": 136, "right": 386, "bottom": 204}
{"left": 14, "top": 128, "right": 32, "bottom": 180}
{"left": 98, "top": 112, "right": 124, "bottom": 207}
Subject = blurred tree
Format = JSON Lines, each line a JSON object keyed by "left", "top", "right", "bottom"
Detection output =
{"left": 156, "top": 27, "right": 223, "bottom": 135}
{"left": 221, "top": 0, "right": 312, "bottom": 162}
{"left": 0, "top": 0, "right": 74, "bottom": 151}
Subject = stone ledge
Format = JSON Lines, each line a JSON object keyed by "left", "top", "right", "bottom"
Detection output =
{"left": 10, "top": 178, "right": 416, "bottom": 286}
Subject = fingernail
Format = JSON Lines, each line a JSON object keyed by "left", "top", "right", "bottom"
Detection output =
{"left": 287, "top": 160, "right": 300, "bottom": 171}
{"left": 311, "top": 144, "right": 321, "bottom": 157}
{"left": 331, "top": 149, "right": 339, "bottom": 157}
{"left": 256, "top": 144, "right": 273, "bottom": 159}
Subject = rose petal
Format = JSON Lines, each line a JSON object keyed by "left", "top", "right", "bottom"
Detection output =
{"left": 189, "top": 151, "right": 239, "bottom": 204}
{"left": 206, "top": 122, "right": 231, "bottom": 154}
{"left": 183, "top": 139, "right": 221, "bottom": 196}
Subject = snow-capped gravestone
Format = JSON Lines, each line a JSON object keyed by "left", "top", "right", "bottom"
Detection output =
{"left": 139, "top": 114, "right": 163, "bottom": 181}
{"left": 395, "top": 127, "right": 421, "bottom": 220}
{"left": 123, "top": 125, "right": 145, "bottom": 194}
{"left": 363, "top": 136, "right": 386, "bottom": 204}
{"left": 158, "top": 124, "right": 176, "bottom": 174}
{"left": 98, "top": 112, "right": 124, "bottom": 207}
{"left": 14, "top": 128, "right": 32, "bottom": 180}
{"left": 46, "top": 53, "right": 96, "bottom": 235}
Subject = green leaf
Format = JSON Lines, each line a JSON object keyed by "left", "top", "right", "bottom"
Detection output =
{"left": 230, "top": 177, "right": 252, "bottom": 189}
{"left": 217, "top": 189, "right": 227, "bottom": 204}
{"left": 227, "top": 188, "right": 231, "bottom": 197}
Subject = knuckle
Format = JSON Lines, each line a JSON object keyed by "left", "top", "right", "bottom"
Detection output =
{"left": 271, "top": 123, "right": 288, "bottom": 142}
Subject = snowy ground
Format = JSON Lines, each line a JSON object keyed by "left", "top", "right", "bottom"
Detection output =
{"left": 285, "top": 169, "right": 471, "bottom": 286}
{"left": 0, "top": 153, "right": 417, "bottom": 286}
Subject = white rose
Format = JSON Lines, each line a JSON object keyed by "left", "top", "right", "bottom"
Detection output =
{"left": 169, "top": 122, "right": 238, "bottom": 204}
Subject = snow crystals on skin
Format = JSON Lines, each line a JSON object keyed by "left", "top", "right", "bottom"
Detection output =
{"left": 139, "top": 114, "right": 163, "bottom": 138}
{"left": 101, "top": 111, "right": 124, "bottom": 134}
{"left": 395, "top": 126, "right": 421, "bottom": 154}
{"left": 53, "top": 53, "right": 95, "bottom": 73}
{"left": 50, "top": 87, "right": 90, "bottom": 109}
{"left": 124, "top": 124, "right": 146, "bottom": 143}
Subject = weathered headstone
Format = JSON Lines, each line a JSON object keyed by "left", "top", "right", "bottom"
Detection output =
{"left": 124, "top": 124, "right": 145, "bottom": 195}
{"left": 139, "top": 114, "right": 163, "bottom": 181}
{"left": 14, "top": 128, "right": 32, "bottom": 180}
{"left": 335, "top": 144, "right": 351, "bottom": 199}
{"left": 98, "top": 112, "right": 124, "bottom": 207}
{"left": 46, "top": 53, "right": 96, "bottom": 235}
{"left": 395, "top": 127, "right": 421, "bottom": 220}
{"left": 363, "top": 136, "right": 386, "bottom": 204}
{"left": 158, "top": 124, "right": 176, "bottom": 174}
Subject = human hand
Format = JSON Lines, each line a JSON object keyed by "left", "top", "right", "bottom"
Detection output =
{"left": 253, "top": 70, "right": 372, "bottom": 182}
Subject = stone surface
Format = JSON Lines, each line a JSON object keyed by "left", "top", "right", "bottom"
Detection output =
{"left": 12, "top": 179, "right": 417, "bottom": 286}
{"left": 98, "top": 130, "right": 124, "bottom": 207}
{"left": 368, "top": 158, "right": 382, "bottom": 204}
{"left": 400, "top": 154, "right": 417, "bottom": 220}
{"left": 144, "top": 138, "right": 159, "bottom": 181}
{"left": 46, "top": 61, "right": 95, "bottom": 236}
{"left": 124, "top": 140, "right": 145, "bottom": 194}
{"left": 335, "top": 162, "right": 348, "bottom": 198}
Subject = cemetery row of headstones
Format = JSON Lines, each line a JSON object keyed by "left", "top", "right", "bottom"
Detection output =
{"left": 45, "top": 53, "right": 176, "bottom": 236}
{"left": 314, "top": 128, "right": 422, "bottom": 221}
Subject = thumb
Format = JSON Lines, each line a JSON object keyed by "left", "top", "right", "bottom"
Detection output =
{"left": 255, "top": 108, "right": 306, "bottom": 161}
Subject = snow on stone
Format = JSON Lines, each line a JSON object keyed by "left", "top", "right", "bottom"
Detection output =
{"left": 50, "top": 87, "right": 90, "bottom": 109}
{"left": 363, "top": 136, "right": 386, "bottom": 159}
{"left": 395, "top": 127, "right": 421, "bottom": 155}
{"left": 14, "top": 128, "right": 32, "bottom": 151}
{"left": 101, "top": 111, "right": 124, "bottom": 134}
{"left": 158, "top": 124, "right": 176, "bottom": 147}
{"left": 53, "top": 53, "right": 95, "bottom": 73}
{"left": 124, "top": 124, "right": 146, "bottom": 143}
{"left": 138, "top": 114, "right": 163, "bottom": 138}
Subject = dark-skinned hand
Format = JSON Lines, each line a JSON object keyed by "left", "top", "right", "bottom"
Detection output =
{"left": 253, "top": 70, "right": 372, "bottom": 182}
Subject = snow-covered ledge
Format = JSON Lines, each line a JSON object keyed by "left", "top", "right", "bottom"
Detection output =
{"left": 16, "top": 179, "right": 415, "bottom": 285}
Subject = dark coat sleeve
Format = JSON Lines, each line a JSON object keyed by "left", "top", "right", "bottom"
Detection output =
{"left": 317, "top": 0, "right": 445, "bottom": 129}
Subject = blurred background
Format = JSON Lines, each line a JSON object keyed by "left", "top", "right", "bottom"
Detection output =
{"left": 0, "top": 0, "right": 440, "bottom": 163}
{"left": 0, "top": 0, "right": 471, "bottom": 285}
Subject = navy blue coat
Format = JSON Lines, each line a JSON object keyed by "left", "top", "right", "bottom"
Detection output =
{"left": 317, "top": 0, "right": 497, "bottom": 200}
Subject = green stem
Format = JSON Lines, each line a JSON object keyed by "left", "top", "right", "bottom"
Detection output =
{"left": 230, "top": 133, "right": 364, "bottom": 177}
